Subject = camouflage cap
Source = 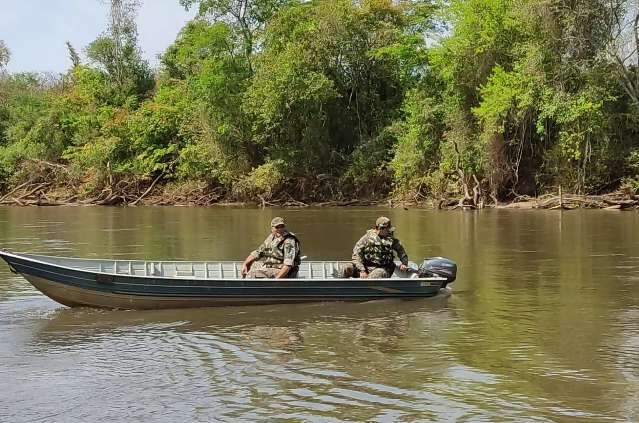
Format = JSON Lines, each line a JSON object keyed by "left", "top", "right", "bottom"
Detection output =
{"left": 375, "top": 216, "right": 392, "bottom": 229}
{"left": 271, "top": 216, "right": 286, "bottom": 227}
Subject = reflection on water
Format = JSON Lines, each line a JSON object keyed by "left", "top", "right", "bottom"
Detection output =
{"left": 1, "top": 207, "right": 639, "bottom": 421}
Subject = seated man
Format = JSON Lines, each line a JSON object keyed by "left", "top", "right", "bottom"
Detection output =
{"left": 241, "top": 217, "right": 301, "bottom": 279}
{"left": 339, "top": 216, "right": 409, "bottom": 278}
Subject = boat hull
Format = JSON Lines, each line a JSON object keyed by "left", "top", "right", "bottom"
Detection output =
{"left": 1, "top": 251, "right": 447, "bottom": 310}
{"left": 24, "top": 274, "right": 447, "bottom": 309}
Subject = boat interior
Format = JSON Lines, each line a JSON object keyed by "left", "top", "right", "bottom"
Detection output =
{"left": 19, "top": 253, "right": 426, "bottom": 280}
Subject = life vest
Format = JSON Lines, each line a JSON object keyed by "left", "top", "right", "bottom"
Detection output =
{"left": 261, "top": 232, "right": 301, "bottom": 266}
{"left": 361, "top": 230, "right": 395, "bottom": 267}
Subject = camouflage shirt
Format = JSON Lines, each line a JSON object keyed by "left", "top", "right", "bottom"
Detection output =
{"left": 250, "top": 231, "right": 301, "bottom": 267}
{"left": 352, "top": 229, "right": 408, "bottom": 272}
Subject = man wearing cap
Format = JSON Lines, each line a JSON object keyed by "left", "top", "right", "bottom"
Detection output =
{"left": 339, "top": 216, "right": 409, "bottom": 278}
{"left": 241, "top": 217, "right": 302, "bottom": 279}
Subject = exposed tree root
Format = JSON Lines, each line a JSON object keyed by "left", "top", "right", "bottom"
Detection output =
{"left": 531, "top": 192, "right": 638, "bottom": 210}
{"left": 0, "top": 161, "right": 636, "bottom": 209}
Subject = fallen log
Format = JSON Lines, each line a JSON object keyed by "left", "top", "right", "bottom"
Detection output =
{"left": 0, "top": 180, "right": 33, "bottom": 203}
{"left": 315, "top": 200, "right": 361, "bottom": 207}
{"left": 603, "top": 199, "right": 637, "bottom": 207}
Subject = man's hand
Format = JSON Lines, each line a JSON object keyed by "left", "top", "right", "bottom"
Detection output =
{"left": 399, "top": 264, "right": 408, "bottom": 272}
{"left": 360, "top": 271, "right": 368, "bottom": 279}
{"left": 275, "top": 265, "right": 291, "bottom": 279}
{"left": 241, "top": 255, "right": 255, "bottom": 278}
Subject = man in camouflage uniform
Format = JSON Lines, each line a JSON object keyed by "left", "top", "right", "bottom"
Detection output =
{"left": 241, "top": 217, "right": 302, "bottom": 279}
{"left": 339, "top": 216, "right": 409, "bottom": 278}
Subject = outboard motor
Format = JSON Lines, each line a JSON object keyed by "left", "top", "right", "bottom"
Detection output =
{"left": 418, "top": 257, "right": 457, "bottom": 288}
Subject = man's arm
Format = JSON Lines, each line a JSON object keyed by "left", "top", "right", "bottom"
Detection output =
{"left": 393, "top": 238, "right": 409, "bottom": 269}
{"left": 250, "top": 237, "right": 268, "bottom": 260}
{"left": 242, "top": 237, "right": 268, "bottom": 275}
{"left": 351, "top": 234, "right": 369, "bottom": 276}
{"left": 241, "top": 254, "right": 256, "bottom": 276}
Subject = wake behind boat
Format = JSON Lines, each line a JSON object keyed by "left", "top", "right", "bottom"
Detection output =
{"left": 0, "top": 250, "right": 456, "bottom": 310}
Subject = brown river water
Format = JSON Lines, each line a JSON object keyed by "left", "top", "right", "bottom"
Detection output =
{"left": 0, "top": 206, "right": 638, "bottom": 422}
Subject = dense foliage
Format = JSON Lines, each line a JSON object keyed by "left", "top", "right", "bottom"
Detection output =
{"left": 0, "top": 0, "right": 637, "bottom": 204}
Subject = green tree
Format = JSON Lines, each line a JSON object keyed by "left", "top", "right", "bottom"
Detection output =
{"left": 179, "top": 0, "right": 293, "bottom": 74}
{"left": 1, "top": 0, "right": 638, "bottom": 203}
{"left": 0, "top": 74, "right": 67, "bottom": 183}
{"left": 85, "top": 0, "right": 154, "bottom": 105}
{"left": 416, "top": 0, "right": 639, "bottom": 199}
{"left": 161, "top": 18, "right": 255, "bottom": 185}
{"left": 606, "top": 0, "right": 639, "bottom": 107}
{"left": 66, "top": 41, "right": 81, "bottom": 68}
{"left": 245, "top": 0, "right": 433, "bottom": 197}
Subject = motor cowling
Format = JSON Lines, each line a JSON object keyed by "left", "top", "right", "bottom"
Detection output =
{"left": 418, "top": 257, "right": 457, "bottom": 287}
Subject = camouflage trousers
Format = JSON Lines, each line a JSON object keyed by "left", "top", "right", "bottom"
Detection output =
{"left": 247, "top": 262, "right": 299, "bottom": 279}
{"left": 335, "top": 262, "right": 394, "bottom": 279}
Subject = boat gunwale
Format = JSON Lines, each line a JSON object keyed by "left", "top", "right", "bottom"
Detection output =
{"left": 0, "top": 250, "right": 448, "bottom": 283}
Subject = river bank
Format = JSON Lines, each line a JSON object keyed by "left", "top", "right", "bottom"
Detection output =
{"left": 0, "top": 179, "right": 637, "bottom": 210}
